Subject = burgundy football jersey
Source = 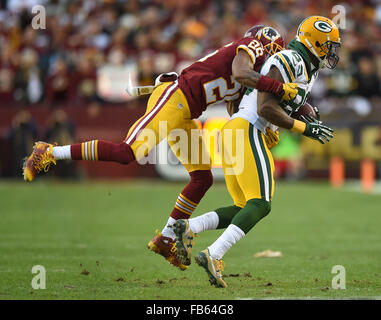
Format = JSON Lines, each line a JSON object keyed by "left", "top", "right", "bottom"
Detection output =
{"left": 178, "top": 37, "right": 266, "bottom": 119}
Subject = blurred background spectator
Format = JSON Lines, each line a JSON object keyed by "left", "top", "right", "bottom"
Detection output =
{"left": 5, "top": 109, "right": 38, "bottom": 176}
{"left": 0, "top": 0, "right": 379, "bottom": 108}
{"left": 355, "top": 56, "right": 380, "bottom": 98}
{"left": 44, "top": 109, "right": 79, "bottom": 179}
{"left": 0, "top": 0, "right": 380, "bottom": 180}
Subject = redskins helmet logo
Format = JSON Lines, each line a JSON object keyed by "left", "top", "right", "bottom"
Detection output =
{"left": 261, "top": 27, "right": 280, "bottom": 41}
{"left": 313, "top": 21, "right": 332, "bottom": 33}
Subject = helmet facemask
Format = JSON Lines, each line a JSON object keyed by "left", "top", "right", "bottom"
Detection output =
{"left": 263, "top": 41, "right": 284, "bottom": 56}
{"left": 317, "top": 40, "right": 341, "bottom": 69}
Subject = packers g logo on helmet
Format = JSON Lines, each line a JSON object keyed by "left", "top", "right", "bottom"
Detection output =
{"left": 296, "top": 16, "right": 341, "bottom": 69}
{"left": 313, "top": 21, "right": 332, "bottom": 33}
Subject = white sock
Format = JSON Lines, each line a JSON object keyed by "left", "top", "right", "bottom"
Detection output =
{"left": 52, "top": 146, "right": 71, "bottom": 160}
{"left": 208, "top": 224, "right": 245, "bottom": 260}
{"left": 161, "top": 217, "right": 176, "bottom": 240}
{"left": 188, "top": 211, "right": 219, "bottom": 234}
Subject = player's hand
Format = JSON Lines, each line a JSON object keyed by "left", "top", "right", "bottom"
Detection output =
{"left": 265, "top": 128, "right": 280, "bottom": 149}
{"left": 281, "top": 83, "right": 298, "bottom": 101}
{"left": 301, "top": 115, "right": 334, "bottom": 144}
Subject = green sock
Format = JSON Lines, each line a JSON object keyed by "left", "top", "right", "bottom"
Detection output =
{"left": 215, "top": 205, "right": 241, "bottom": 229}
{"left": 231, "top": 198, "right": 271, "bottom": 234}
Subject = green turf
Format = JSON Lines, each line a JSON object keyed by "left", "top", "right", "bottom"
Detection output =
{"left": 0, "top": 179, "right": 380, "bottom": 300}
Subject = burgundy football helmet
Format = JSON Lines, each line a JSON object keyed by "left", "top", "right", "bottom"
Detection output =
{"left": 244, "top": 25, "right": 285, "bottom": 56}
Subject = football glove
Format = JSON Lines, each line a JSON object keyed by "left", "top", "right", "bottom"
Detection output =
{"left": 281, "top": 83, "right": 298, "bottom": 101}
{"left": 264, "top": 128, "right": 280, "bottom": 149}
{"left": 301, "top": 115, "right": 334, "bottom": 144}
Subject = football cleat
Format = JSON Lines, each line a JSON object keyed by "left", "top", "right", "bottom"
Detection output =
{"left": 147, "top": 230, "right": 188, "bottom": 271}
{"left": 23, "top": 141, "right": 57, "bottom": 182}
{"left": 173, "top": 219, "right": 197, "bottom": 266}
{"left": 195, "top": 249, "right": 227, "bottom": 288}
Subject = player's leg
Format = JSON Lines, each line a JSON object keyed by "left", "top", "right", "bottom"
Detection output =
{"left": 208, "top": 120, "right": 274, "bottom": 258}
{"left": 162, "top": 169, "right": 213, "bottom": 235}
{"left": 149, "top": 116, "right": 214, "bottom": 268}
{"left": 23, "top": 139, "right": 137, "bottom": 182}
{"left": 154, "top": 119, "right": 213, "bottom": 266}
{"left": 195, "top": 119, "right": 274, "bottom": 287}
{"left": 227, "top": 126, "right": 274, "bottom": 232}
{"left": 173, "top": 174, "right": 244, "bottom": 268}
{"left": 173, "top": 134, "right": 245, "bottom": 266}
{"left": 189, "top": 118, "right": 244, "bottom": 287}
{"left": 23, "top": 82, "right": 179, "bottom": 182}
{"left": 125, "top": 81, "right": 184, "bottom": 162}
{"left": 175, "top": 117, "right": 247, "bottom": 232}
{"left": 23, "top": 83, "right": 177, "bottom": 181}
{"left": 141, "top": 84, "right": 203, "bottom": 270}
{"left": 162, "top": 119, "right": 213, "bottom": 237}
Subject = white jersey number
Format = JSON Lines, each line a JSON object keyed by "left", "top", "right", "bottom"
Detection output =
{"left": 248, "top": 40, "right": 264, "bottom": 57}
{"left": 203, "top": 76, "right": 241, "bottom": 105}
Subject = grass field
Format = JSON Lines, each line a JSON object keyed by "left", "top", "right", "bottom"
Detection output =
{"left": 0, "top": 179, "right": 380, "bottom": 300}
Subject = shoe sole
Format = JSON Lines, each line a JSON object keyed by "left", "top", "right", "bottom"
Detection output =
{"left": 173, "top": 221, "right": 192, "bottom": 266}
{"left": 195, "top": 252, "right": 225, "bottom": 288}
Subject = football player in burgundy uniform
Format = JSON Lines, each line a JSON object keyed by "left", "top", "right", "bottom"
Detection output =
{"left": 23, "top": 26, "right": 298, "bottom": 270}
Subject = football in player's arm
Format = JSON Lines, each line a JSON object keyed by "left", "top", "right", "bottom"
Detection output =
{"left": 257, "top": 66, "right": 334, "bottom": 144}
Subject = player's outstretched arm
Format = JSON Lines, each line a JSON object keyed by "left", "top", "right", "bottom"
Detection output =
{"left": 232, "top": 50, "right": 298, "bottom": 101}
{"left": 257, "top": 66, "right": 334, "bottom": 144}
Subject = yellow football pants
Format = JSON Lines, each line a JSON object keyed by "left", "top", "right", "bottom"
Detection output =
{"left": 125, "top": 82, "right": 211, "bottom": 172}
{"left": 221, "top": 117, "right": 275, "bottom": 208}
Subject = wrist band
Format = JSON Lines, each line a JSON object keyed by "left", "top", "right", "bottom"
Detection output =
{"left": 291, "top": 119, "right": 306, "bottom": 133}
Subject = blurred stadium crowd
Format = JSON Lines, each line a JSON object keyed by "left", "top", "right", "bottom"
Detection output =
{"left": 0, "top": 0, "right": 380, "bottom": 108}
{"left": 0, "top": 0, "right": 380, "bottom": 180}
